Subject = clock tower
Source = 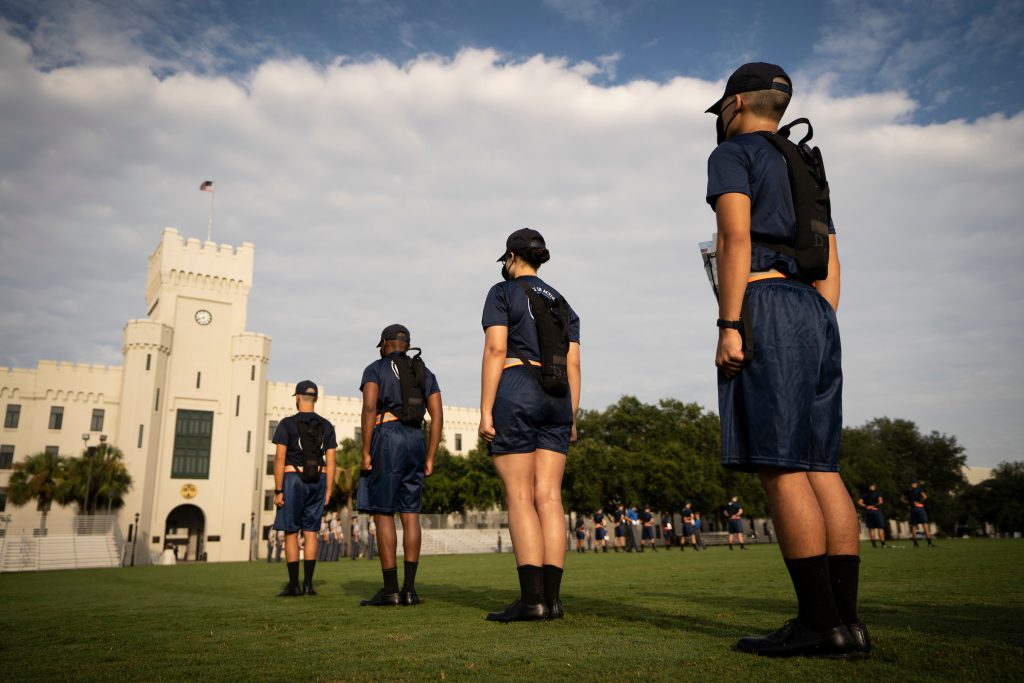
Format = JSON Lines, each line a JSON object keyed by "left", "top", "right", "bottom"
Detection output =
{"left": 119, "top": 228, "right": 271, "bottom": 563}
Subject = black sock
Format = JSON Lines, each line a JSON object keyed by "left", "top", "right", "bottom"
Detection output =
{"left": 870, "top": 540, "right": 877, "bottom": 548}
{"left": 828, "top": 555, "right": 860, "bottom": 624}
{"left": 516, "top": 565, "right": 544, "bottom": 605}
{"left": 286, "top": 561, "right": 299, "bottom": 588}
{"left": 783, "top": 555, "right": 842, "bottom": 631}
{"left": 303, "top": 559, "right": 316, "bottom": 586}
{"left": 913, "top": 538, "right": 919, "bottom": 546}
{"left": 542, "top": 564, "right": 563, "bottom": 605}
{"left": 382, "top": 566, "right": 399, "bottom": 594}
{"left": 402, "top": 561, "right": 419, "bottom": 592}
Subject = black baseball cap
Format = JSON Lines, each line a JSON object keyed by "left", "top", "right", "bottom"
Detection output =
{"left": 705, "top": 62, "right": 792, "bottom": 115}
{"left": 293, "top": 380, "right": 318, "bottom": 398}
{"left": 377, "top": 323, "right": 410, "bottom": 348}
{"left": 497, "top": 227, "right": 546, "bottom": 262}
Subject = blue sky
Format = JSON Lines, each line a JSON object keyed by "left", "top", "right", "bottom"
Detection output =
{"left": 0, "top": 0, "right": 1022, "bottom": 468}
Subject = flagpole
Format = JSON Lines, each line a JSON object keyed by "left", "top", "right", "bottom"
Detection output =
{"left": 207, "top": 188, "right": 215, "bottom": 242}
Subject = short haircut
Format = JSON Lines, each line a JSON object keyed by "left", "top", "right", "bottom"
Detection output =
{"left": 297, "top": 394, "right": 317, "bottom": 404}
{"left": 742, "top": 76, "right": 791, "bottom": 121}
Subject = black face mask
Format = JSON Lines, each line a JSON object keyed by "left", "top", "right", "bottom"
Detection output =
{"left": 501, "top": 258, "right": 512, "bottom": 281}
{"left": 716, "top": 103, "right": 740, "bottom": 145}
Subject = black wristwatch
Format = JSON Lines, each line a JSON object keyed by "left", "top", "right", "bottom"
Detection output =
{"left": 717, "top": 319, "right": 743, "bottom": 330}
{"left": 274, "top": 489, "right": 283, "bottom": 495}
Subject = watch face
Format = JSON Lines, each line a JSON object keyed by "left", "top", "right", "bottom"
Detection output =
{"left": 195, "top": 309, "right": 212, "bottom": 326}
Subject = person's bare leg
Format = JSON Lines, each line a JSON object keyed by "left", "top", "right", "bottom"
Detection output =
{"left": 375, "top": 514, "right": 398, "bottom": 569}
{"left": 534, "top": 450, "right": 567, "bottom": 568}
{"left": 494, "top": 452, "right": 543, "bottom": 567}
{"left": 759, "top": 469, "right": 826, "bottom": 557}
{"left": 400, "top": 512, "right": 421, "bottom": 562}
{"left": 284, "top": 533, "right": 299, "bottom": 562}
{"left": 806, "top": 472, "right": 859, "bottom": 556}
{"left": 303, "top": 531, "right": 318, "bottom": 560}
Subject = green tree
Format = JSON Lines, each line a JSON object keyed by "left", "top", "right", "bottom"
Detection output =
{"left": 331, "top": 437, "right": 363, "bottom": 513}
{"left": 6, "top": 451, "right": 66, "bottom": 532}
{"left": 59, "top": 444, "right": 133, "bottom": 513}
{"left": 960, "top": 462, "right": 1024, "bottom": 535}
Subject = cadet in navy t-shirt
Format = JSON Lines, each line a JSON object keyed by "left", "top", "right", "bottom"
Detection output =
{"left": 356, "top": 324, "right": 443, "bottom": 607}
{"left": 858, "top": 484, "right": 888, "bottom": 548}
{"left": 901, "top": 481, "right": 935, "bottom": 547}
{"left": 480, "top": 228, "right": 582, "bottom": 624}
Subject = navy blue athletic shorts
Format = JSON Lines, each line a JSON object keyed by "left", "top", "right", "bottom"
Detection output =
{"left": 275, "top": 473, "right": 326, "bottom": 533}
{"left": 575, "top": 530, "right": 585, "bottom": 540}
{"left": 614, "top": 524, "right": 624, "bottom": 537}
{"left": 727, "top": 519, "right": 744, "bottom": 534}
{"left": 641, "top": 526, "right": 654, "bottom": 540}
{"left": 682, "top": 523, "right": 696, "bottom": 537}
{"left": 866, "top": 510, "right": 885, "bottom": 529}
{"left": 489, "top": 366, "right": 573, "bottom": 456}
{"left": 910, "top": 507, "right": 929, "bottom": 525}
{"left": 719, "top": 279, "right": 843, "bottom": 473}
{"left": 595, "top": 528, "right": 606, "bottom": 540}
{"left": 357, "top": 423, "right": 426, "bottom": 514}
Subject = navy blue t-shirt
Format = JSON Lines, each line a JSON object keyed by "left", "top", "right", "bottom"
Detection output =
{"left": 906, "top": 487, "right": 926, "bottom": 505}
{"left": 360, "top": 353, "right": 441, "bottom": 417}
{"left": 726, "top": 501, "right": 742, "bottom": 518}
{"left": 706, "top": 133, "right": 837, "bottom": 278}
{"left": 594, "top": 512, "right": 604, "bottom": 525}
{"left": 682, "top": 507, "right": 695, "bottom": 522}
{"left": 862, "top": 491, "right": 883, "bottom": 508}
{"left": 641, "top": 511, "right": 653, "bottom": 525}
{"left": 272, "top": 412, "right": 338, "bottom": 468}
{"left": 481, "top": 275, "right": 581, "bottom": 363}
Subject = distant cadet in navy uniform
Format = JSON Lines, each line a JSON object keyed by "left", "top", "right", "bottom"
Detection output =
{"left": 624, "top": 505, "right": 640, "bottom": 552}
{"left": 593, "top": 508, "right": 607, "bottom": 553}
{"left": 612, "top": 505, "right": 626, "bottom": 552}
{"left": 574, "top": 516, "right": 587, "bottom": 553}
{"left": 272, "top": 380, "right": 337, "bottom": 597}
{"left": 357, "top": 324, "right": 443, "bottom": 606}
{"left": 693, "top": 512, "right": 706, "bottom": 550}
{"left": 858, "top": 484, "right": 888, "bottom": 548}
{"left": 723, "top": 496, "right": 747, "bottom": 551}
{"left": 479, "top": 228, "right": 582, "bottom": 622}
{"left": 706, "top": 62, "right": 864, "bottom": 657}
{"left": 680, "top": 502, "right": 699, "bottom": 552}
{"left": 661, "top": 514, "right": 673, "bottom": 549}
{"left": 901, "top": 480, "right": 935, "bottom": 548}
{"left": 640, "top": 506, "right": 657, "bottom": 552}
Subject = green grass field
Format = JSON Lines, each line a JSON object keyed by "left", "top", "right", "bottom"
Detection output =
{"left": 1, "top": 540, "right": 1022, "bottom": 682}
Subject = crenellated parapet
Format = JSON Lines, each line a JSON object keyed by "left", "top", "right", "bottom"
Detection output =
{"left": 146, "top": 228, "right": 254, "bottom": 306}
{"left": 123, "top": 320, "right": 173, "bottom": 355}
{"left": 231, "top": 333, "right": 271, "bottom": 363}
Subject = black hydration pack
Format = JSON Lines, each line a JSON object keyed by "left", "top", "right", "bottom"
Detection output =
{"left": 508, "top": 279, "right": 571, "bottom": 398}
{"left": 755, "top": 118, "right": 832, "bottom": 282}
{"left": 294, "top": 417, "right": 326, "bottom": 484}
{"left": 388, "top": 349, "right": 429, "bottom": 427}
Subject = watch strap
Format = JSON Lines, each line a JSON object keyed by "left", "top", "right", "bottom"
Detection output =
{"left": 717, "top": 319, "right": 743, "bottom": 330}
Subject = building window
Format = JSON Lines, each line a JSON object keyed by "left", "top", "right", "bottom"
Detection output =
{"left": 48, "top": 406, "right": 64, "bottom": 430}
{"left": 241, "top": 523, "right": 246, "bottom": 541}
{"left": 145, "top": 353, "right": 152, "bottom": 371}
{"left": 0, "top": 445, "right": 13, "bottom": 469}
{"left": 246, "top": 430, "right": 252, "bottom": 453}
{"left": 251, "top": 365, "right": 256, "bottom": 381}
{"left": 154, "top": 388, "right": 160, "bottom": 412}
{"left": 196, "top": 372, "right": 202, "bottom": 389}
{"left": 268, "top": 420, "right": 279, "bottom": 441}
{"left": 455, "top": 433, "right": 463, "bottom": 452}
{"left": 235, "top": 395, "right": 240, "bottom": 417}
{"left": 45, "top": 445, "right": 59, "bottom": 456}
{"left": 266, "top": 453, "right": 275, "bottom": 475}
{"left": 263, "top": 490, "right": 275, "bottom": 511}
{"left": 91, "top": 408, "right": 105, "bottom": 432}
{"left": 138, "top": 424, "right": 144, "bottom": 448}
{"left": 0, "top": 488, "right": 6, "bottom": 512}
{"left": 171, "top": 409, "right": 213, "bottom": 479}
{"left": 4, "top": 404, "right": 20, "bottom": 429}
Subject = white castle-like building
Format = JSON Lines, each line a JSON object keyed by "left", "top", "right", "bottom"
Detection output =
{"left": 0, "top": 228, "right": 481, "bottom": 564}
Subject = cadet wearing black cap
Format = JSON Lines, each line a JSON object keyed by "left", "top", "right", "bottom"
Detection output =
{"left": 480, "top": 228, "right": 581, "bottom": 622}
{"left": 858, "top": 484, "right": 888, "bottom": 548}
{"left": 704, "top": 62, "right": 866, "bottom": 657}
{"left": 356, "top": 324, "right": 443, "bottom": 607}
{"left": 272, "top": 380, "right": 337, "bottom": 596}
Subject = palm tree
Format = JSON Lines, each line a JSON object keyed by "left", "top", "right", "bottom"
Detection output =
{"left": 332, "top": 437, "right": 363, "bottom": 513}
{"left": 60, "top": 444, "right": 133, "bottom": 514}
{"left": 93, "top": 444, "right": 132, "bottom": 512}
{"left": 6, "top": 451, "right": 67, "bottom": 534}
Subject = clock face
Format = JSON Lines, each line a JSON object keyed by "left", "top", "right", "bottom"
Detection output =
{"left": 195, "top": 309, "right": 213, "bottom": 326}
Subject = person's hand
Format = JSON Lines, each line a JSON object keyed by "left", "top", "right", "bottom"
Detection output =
{"left": 570, "top": 422, "right": 578, "bottom": 444}
{"left": 425, "top": 458, "right": 434, "bottom": 477}
{"left": 716, "top": 328, "right": 745, "bottom": 378}
{"left": 479, "top": 415, "right": 496, "bottom": 443}
{"left": 274, "top": 492, "right": 284, "bottom": 508}
{"left": 361, "top": 451, "right": 372, "bottom": 472}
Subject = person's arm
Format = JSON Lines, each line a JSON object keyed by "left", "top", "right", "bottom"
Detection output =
{"left": 878, "top": 496, "right": 885, "bottom": 506}
{"left": 736, "top": 507, "right": 744, "bottom": 518}
{"left": 568, "top": 341, "right": 581, "bottom": 444}
{"left": 425, "top": 392, "right": 443, "bottom": 477}
{"left": 813, "top": 234, "right": 841, "bottom": 311}
{"left": 479, "top": 325, "right": 507, "bottom": 443}
{"left": 361, "top": 382, "right": 379, "bottom": 471}
{"left": 324, "top": 447, "right": 336, "bottom": 505}
{"left": 715, "top": 192, "right": 752, "bottom": 378}
{"left": 273, "top": 443, "right": 286, "bottom": 508}
{"left": 857, "top": 497, "right": 866, "bottom": 509}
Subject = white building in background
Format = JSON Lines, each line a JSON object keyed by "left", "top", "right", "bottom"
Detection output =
{"left": 0, "top": 228, "right": 480, "bottom": 564}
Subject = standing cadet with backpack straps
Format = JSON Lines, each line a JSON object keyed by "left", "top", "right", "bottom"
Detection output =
{"left": 272, "top": 380, "right": 337, "bottom": 597}
{"left": 479, "top": 228, "right": 582, "bottom": 622}
{"left": 357, "top": 324, "right": 443, "bottom": 607}
{"left": 704, "top": 62, "right": 867, "bottom": 657}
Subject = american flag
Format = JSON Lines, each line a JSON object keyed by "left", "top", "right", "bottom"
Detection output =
{"left": 199, "top": 180, "right": 214, "bottom": 192}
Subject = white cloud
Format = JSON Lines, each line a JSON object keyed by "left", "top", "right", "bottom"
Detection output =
{"left": 0, "top": 29, "right": 1021, "bottom": 468}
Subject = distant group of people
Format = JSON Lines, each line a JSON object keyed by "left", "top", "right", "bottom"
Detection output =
{"left": 265, "top": 513, "right": 381, "bottom": 563}
{"left": 857, "top": 479, "right": 936, "bottom": 548}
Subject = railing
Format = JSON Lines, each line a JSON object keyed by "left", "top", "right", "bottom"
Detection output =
{"left": 0, "top": 515, "right": 123, "bottom": 573}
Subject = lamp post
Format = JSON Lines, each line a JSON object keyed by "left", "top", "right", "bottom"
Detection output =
{"left": 98, "top": 434, "right": 109, "bottom": 513}
{"left": 132, "top": 512, "right": 140, "bottom": 567}
{"left": 81, "top": 433, "right": 91, "bottom": 516}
